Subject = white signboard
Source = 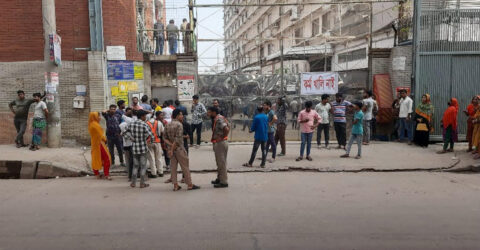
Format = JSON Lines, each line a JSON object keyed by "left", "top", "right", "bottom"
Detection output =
{"left": 177, "top": 75, "right": 195, "bottom": 101}
{"left": 392, "top": 57, "right": 406, "bottom": 71}
{"left": 106, "top": 46, "right": 126, "bottom": 61}
{"left": 300, "top": 72, "right": 338, "bottom": 95}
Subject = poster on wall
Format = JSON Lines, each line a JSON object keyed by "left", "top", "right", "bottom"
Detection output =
{"left": 177, "top": 75, "right": 195, "bottom": 101}
{"left": 49, "top": 34, "right": 61, "bottom": 66}
{"left": 300, "top": 72, "right": 338, "bottom": 95}
{"left": 134, "top": 65, "right": 144, "bottom": 80}
{"left": 107, "top": 61, "right": 134, "bottom": 80}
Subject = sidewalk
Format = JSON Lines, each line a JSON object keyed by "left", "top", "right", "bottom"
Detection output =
{"left": 1, "top": 142, "right": 478, "bottom": 175}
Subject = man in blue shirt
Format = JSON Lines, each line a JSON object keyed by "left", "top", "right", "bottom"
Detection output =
{"left": 243, "top": 106, "right": 269, "bottom": 168}
{"left": 264, "top": 100, "right": 278, "bottom": 163}
{"left": 341, "top": 101, "right": 364, "bottom": 159}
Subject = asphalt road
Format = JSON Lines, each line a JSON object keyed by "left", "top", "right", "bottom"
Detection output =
{"left": 1, "top": 172, "right": 480, "bottom": 249}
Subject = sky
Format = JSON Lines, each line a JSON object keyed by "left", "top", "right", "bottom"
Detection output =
{"left": 165, "top": 0, "right": 225, "bottom": 73}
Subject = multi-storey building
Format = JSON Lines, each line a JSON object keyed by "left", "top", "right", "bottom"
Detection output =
{"left": 223, "top": 0, "right": 399, "bottom": 86}
{"left": 0, "top": 0, "right": 196, "bottom": 145}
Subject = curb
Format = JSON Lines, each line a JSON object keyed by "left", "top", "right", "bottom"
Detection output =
{"left": 0, "top": 160, "right": 84, "bottom": 179}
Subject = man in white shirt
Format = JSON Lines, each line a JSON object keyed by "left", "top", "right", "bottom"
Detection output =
{"left": 120, "top": 108, "right": 135, "bottom": 181}
{"left": 146, "top": 111, "right": 165, "bottom": 178}
{"left": 395, "top": 89, "right": 414, "bottom": 144}
{"left": 315, "top": 94, "right": 331, "bottom": 149}
{"left": 362, "top": 90, "right": 375, "bottom": 145}
{"left": 162, "top": 100, "right": 174, "bottom": 123}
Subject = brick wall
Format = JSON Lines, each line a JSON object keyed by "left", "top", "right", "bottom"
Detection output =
{"left": 0, "top": 61, "right": 90, "bottom": 145}
{"left": 103, "top": 0, "right": 143, "bottom": 61}
{"left": 0, "top": 0, "right": 43, "bottom": 62}
{"left": 55, "top": 0, "right": 90, "bottom": 61}
{"left": 389, "top": 45, "right": 413, "bottom": 92}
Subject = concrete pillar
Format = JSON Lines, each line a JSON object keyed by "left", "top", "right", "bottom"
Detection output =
{"left": 88, "top": 51, "right": 108, "bottom": 111}
{"left": 43, "top": 0, "right": 62, "bottom": 148}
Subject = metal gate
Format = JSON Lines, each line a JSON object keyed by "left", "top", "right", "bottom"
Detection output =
{"left": 414, "top": 0, "right": 480, "bottom": 140}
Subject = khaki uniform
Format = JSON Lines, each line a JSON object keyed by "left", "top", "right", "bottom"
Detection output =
{"left": 165, "top": 120, "right": 192, "bottom": 186}
{"left": 211, "top": 115, "right": 229, "bottom": 184}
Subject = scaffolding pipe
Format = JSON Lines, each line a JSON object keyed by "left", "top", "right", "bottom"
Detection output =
{"left": 193, "top": 0, "right": 403, "bottom": 8}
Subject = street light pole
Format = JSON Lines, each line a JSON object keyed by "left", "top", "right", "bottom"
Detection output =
{"left": 42, "top": 0, "right": 62, "bottom": 148}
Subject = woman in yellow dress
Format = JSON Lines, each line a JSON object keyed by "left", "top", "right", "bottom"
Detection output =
{"left": 88, "top": 112, "right": 112, "bottom": 180}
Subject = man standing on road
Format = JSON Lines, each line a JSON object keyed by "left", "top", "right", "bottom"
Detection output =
{"left": 396, "top": 89, "right": 414, "bottom": 144}
{"left": 120, "top": 107, "right": 135, "bottom": 181}
{"left": 190, "top": 95, "right": 206, "bottom": 148}
{"left": 140, "top": 95, "right": 153, "bottom": 112}
{"left": 127, "top": 110, "right": 154, "bottom": 189}
{"left": 290, "top": 99, "right": 300, "bottom": 129}
{"left": 9, "top": 90, "right": 36, "bottom": 148}
{"left": 131, "top": 97, "right": 143, "bottom": 111}
{"left": 243, "top": 106, "right": 269, "bottom": 168}
{"left": 212, "top": 99, "right": 226, "bottom": 117}
{"left": 146, "top": 112, "right": 164, "bottom": 178}
{"left": 208, "top": 107, "right": 230, "bottom": 188}
{"left": 362, "top": 90, "right": 375, "bottom": 145}
{"left": 175, "top": 100, "right": 188, "bottom": 116}
{"left": 102, "top": 105, "right": 124, "bottom": 167}
{"left": 166, "top": 19, "right": 179, "bottom": 55}
{"left": 332, "top": 93, "right": 352, "bottom": 150}
{"left": 164, "top": 109, "right": 200, "bottom": 191}
{"left": 116, "top": 100, "right": 126, "bottom": 118}
{"left": 163, "top": 100, "right": 174, "bottom": 123}
{"left": 30, "top": 93, "right": 48, "bottom": 151}
{"left": 315, "top": 94, "right": 331, "bottom": 149}
{"left": 264, "top": 100, "right": 277, "bottom": 163}
{"left": 274, "top": 97, "right": 288, "bottom": 156}
{"left": 151, "top": 98, "right": 162, "bottom": 113}
{"left": 296, "top": 101, "right": 320, "bottom": 162}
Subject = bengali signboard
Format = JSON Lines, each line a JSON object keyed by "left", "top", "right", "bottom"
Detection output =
{"left": 300, "top": 72, "right": 338, "bottom": 95}
{"left": 107, "top": 61, "right": 134, "bottom": 80}
{"left": 106, "top": 46, "right": 126, "bottom": 61}
{"left": 177, "top": 75, "right": 195, "bottom": 101}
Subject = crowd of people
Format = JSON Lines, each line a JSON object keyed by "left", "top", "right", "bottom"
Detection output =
{"left": 86, "top": 94, "right": 229, "bottom": 190}
{"left": 8, "top": 88, "right": 480, "bottom": 188}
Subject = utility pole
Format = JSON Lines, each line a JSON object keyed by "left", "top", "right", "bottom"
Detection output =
{"left": 368, "top": 1, "right": 374, "bottom": 89}
{"left": 43, "top": 0, "right": 61, "bottom": 148}
{"left": 280, "top": 37, "right": 284, "bottom": 96}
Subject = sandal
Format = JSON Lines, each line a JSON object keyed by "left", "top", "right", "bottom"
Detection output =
{"left": 355, "top": 156, "right": 361, "bottom": 159}
{"left": 140, "top": 183, "right": 150, "bottom": 188}
{"left": 130, "top": 183, "right": 136, "bottom": 188}
{"left": 295, "top": 157, "right": 303, "bottom": 161}
{"left": 104, "top": 176, "right": 113, "bottom": 181}
{"left": 173, "top": 186, "right": 182, "bottom": 191}
{"left": 242, "top": 163, "right": 253, "bottom": 167}
{"left": 188, "top": 185, "right": 201, "bottom": 190}
{"left": 306, "top": 156, "right": 313, "bottom": 161}
{"left": 437, "top": 150, "right": 447, "bottom": 154}
{"left": 164, "top": 178, "right": 172, "bottom": 183}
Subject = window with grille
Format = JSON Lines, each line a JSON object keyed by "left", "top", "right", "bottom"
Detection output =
{"left": 338, "top": 48, "right": 367, "bottom": 64}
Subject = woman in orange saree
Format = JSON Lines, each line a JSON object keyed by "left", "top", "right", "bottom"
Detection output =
{"left": 88, "top": 112, "right": 112, "bottom": 180}
{"left": 471, "top": 96, "right": 480, "bottom": 159}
